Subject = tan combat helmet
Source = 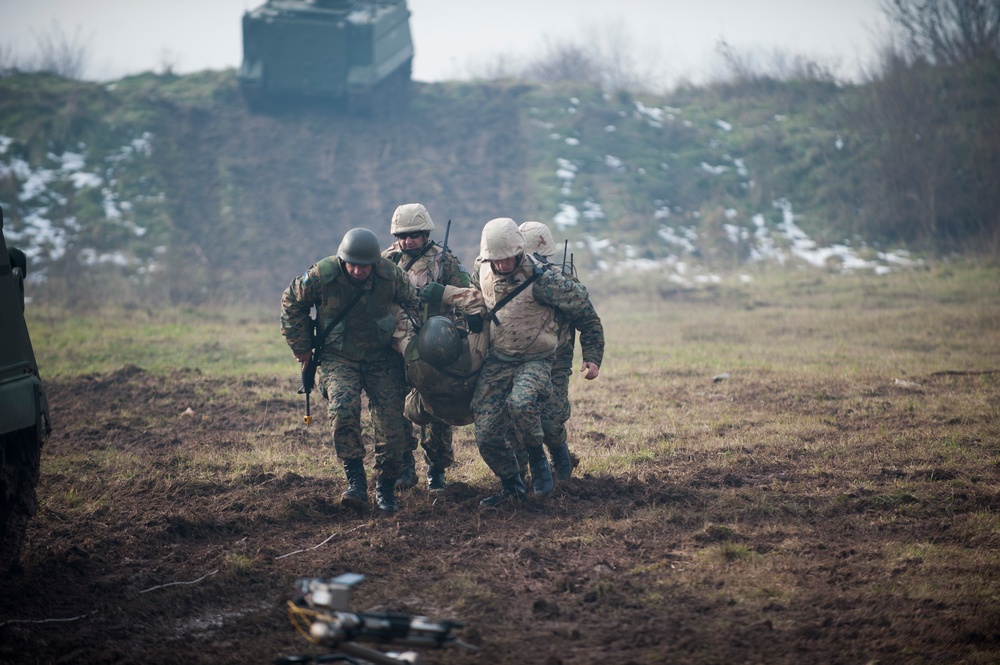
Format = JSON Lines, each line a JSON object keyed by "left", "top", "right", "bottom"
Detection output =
{"left": 519, "top": 221, "right": 557, "bottom": 258}
{"left": 480, "top": 217, "right": 525, "bottom": 260}
{"left": 391, "top": 203, "right": 434, "bottom": 235}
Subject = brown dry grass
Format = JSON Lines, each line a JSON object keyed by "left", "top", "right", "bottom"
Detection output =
{"left": 2, "top": 264, "right": 999, "bottom": 664}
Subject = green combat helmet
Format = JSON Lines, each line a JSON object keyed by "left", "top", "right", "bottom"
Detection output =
{"left": 415, "top": 316, "right": 462, "bottom": 368}
{"left": 337, "top": 228, "right": 382, "bottom": 265}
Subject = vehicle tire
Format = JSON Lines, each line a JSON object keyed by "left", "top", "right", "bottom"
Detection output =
{"left": 0, "top": 427, "right": 42, "bottom": 574}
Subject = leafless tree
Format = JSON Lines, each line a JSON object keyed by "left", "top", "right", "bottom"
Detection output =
{"left": 523, "top": 38, "right": 602, "bottom": 87}
{"left": 29, "top": 21, "right": 91, "bottom": 79}
{"left": 882, "top": 0, "right": 1000, "bottom": 64}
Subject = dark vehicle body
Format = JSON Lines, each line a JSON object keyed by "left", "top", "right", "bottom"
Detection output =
{"left": 0, "top": 207, "right": 50, "bottom": 573}
{"left": 238, "top": 0, "right": 414, "bottom": 110}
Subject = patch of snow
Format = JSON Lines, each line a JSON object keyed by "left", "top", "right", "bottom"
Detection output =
{"left": 716, "top": 119, "right": 732, "bottom": 132}
{"left": 553, "top": 203, "right": 579, "bottom": 229}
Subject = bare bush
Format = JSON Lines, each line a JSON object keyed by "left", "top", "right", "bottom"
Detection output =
{"left": 882, "top": 0, "right": 1000, "bottom": 64}
{"left": 466, "top": 22, "right": 665, "bottom": 93}
{"left": 7, "top": 21, "right": 93, "bottom": 79}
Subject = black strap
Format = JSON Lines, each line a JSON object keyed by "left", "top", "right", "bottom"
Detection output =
{"left": 402, "top": 240, "right": 434, "bottom": 272}
{"left": 488, "top": 266, "right": 543, "bottom": 325}
{"left": 313, "top": 289, "right": 365, "bottom": 360}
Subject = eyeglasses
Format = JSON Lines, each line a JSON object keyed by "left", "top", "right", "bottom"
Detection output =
{"left": 395, "top": 232, "right": 425, "bottom": 240}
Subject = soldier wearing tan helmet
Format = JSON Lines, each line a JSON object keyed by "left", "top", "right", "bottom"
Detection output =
{"left": 382, "top": 203, "right": 472, "bottom": 492}
{"left": 518, "top": 221, "right": 595, "bottom": 480}
{"left": 281, "top": 227, "right": 419, "bottom": 515}
{"left": 440, "top": 217, "right": 603, "bottom": 506}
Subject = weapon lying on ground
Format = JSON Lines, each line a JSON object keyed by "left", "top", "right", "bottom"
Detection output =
{"left": 276, "top": 573, "right": 479, "bottom": 665}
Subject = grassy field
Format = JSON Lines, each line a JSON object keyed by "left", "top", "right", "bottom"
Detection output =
{"left": 5, "top": 261, "right": 1000, "bottom": 664}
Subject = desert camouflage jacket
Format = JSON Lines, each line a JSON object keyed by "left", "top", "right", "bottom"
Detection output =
{"left": 383, "top": 240, "right": 471, "bottom": 319}
{"left": 445, "top": 254, "right": 604, "bottom": 367}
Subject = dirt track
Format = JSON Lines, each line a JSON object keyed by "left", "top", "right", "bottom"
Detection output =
{"left": 1, "top": 365, "right": 999, "bottom": 664}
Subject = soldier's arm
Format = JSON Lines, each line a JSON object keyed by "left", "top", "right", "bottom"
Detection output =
{"left": 280, "top": 265, "right": 323, "bottom": 359}
{"left": 391, "top": 261, "right": 420, "bottom": 310}
{"left": 534, "top": 272, "right": 604, "bottom": 371}
{"left": 442, "top": 250, "right": 472, "bottom": 288}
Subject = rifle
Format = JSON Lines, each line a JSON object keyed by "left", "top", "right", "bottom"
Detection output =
{"left": 561, "top": 239, "right": 569, "bottom": 275}
{"left": 277, "top": 573, "right": 478, "bottom": 665}
{"left": 423, "top": 218, "right": 452, "bottom": 321}
{"left": 437, "top": 219, "right": 451, "bottom": 282}
{"left": 298, "top": 290, "right": 364, "bottom": 425}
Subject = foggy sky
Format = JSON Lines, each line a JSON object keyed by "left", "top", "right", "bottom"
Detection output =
{"left": 0, "top": 0, "right": 885, "bottom": 86}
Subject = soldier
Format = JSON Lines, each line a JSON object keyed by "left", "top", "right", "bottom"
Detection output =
{"left": 444, "top": 218, "right": 604, "bottom": 506}
{"left": 281, "top": 227, "right": 418, "bottom": 515}
{"left": 519, "top": 221, "right": 593, "bottom": 479}
{"left": 382, "top": 203, "right": 472, "bottom": 492}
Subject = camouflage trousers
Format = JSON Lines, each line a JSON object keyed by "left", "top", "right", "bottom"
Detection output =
{"left": 319, "top": 352, "right": 408, "bottom": 478}
{"left": 540, "top": 342, "right": 574, "bottom": 453}
{"left": 405, "top": 418, "right": 455, "bottom": 469}
{"left": 471, "top": 353, "right": 552, "bottom": 479}
{"left": 375, "top": 358, "right": 455, "bottom": 469}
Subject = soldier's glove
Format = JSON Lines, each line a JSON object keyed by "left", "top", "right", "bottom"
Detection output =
{"left": 466, "top": 313, "right": 484, "bottom": 334}
{"left": 419, "top": 282, "right": 445, "bottom": 307}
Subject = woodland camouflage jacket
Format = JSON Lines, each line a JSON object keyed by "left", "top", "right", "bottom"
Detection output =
{"left": 281, "top": 256, "right": 418, "bottom": 363}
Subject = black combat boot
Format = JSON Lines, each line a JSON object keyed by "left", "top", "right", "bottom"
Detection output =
{"left": 375, "top": 475, "right": 399, "bottom": 514}
{"left": 526, "top": 445, "right": 554, "bottom": 497}
{"left": 395, "top": 450, "right": 417, "bottom": 490}
{"left": 341, "top": 459, "right": 368, "bottom": 508}
{"left": 480, "top": 474, "right": 527, "bottom": 507}
{"left": 548, "top": 443, "right": 573, "bottom": 481}
{"left": 427, "top": 466, "right": 446, "bottom": 492}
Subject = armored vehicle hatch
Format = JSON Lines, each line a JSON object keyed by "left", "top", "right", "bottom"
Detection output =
{"left": 238, "top": 0, "right": 414, "bottom": 111}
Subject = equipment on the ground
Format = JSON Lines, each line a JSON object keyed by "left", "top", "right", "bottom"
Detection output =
{"left": 276, "top": 573, "right": 478, "bottom": 665}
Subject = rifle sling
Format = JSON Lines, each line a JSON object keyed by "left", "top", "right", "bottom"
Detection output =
{"left": 488, "top": 267, "right": 542, "bottom": 325}
{"left": 313, "top": 289, "right": 365, "bottom": 361}
{"left": 402, "top": 241, "right": 434, "bottom": 272}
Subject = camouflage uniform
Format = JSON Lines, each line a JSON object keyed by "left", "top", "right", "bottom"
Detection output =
{"left": 280, "top": 255, "right": 417, "bottom": 478}
{"left": 536, "top": 262, "right": 582, "bottom": 472}
{"left": 467, "top": 254, "right": 604, "bottom": 483}
{"left": 383, "top": 240, "right": 471, "bottom": 471}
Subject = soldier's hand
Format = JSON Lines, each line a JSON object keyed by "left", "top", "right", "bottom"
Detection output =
{"left": 580, "top": 361, "right": 600, "bottom": 380}
{"left": 295, "top": 351, "right": 312, "bottom": 370}
{"left": 419, "top": 282, "right": 445, "bottom": 306}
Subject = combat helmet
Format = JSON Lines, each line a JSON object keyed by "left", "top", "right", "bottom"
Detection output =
{"left": 391, "top": 203, "right": 434, "bottom": 235}
{"left": 415, "top": 316, "right": 462, "bottom": 367}
{"left": 519, "top": 221, "right": 556, "bottom": 259}
{"left": 479, "top": 218, "right": 525, "bottom": 261}
{"left": 337, "top": 228, "right": 381, "bottom": 265}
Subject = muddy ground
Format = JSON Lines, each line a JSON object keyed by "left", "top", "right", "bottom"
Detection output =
{"left": 1, "top": 365, "right": 998, "bottom": 664}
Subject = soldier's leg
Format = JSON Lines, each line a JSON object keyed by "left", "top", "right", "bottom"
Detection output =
{"left": 374, "top": 359, "right": 418, "bottom": 490}
{"left": 508, "top": 359, "right": 554, "bottom": 496}
{"left": 322, "top": 361, "right": 367, "bottom": 506}
{"left": 422, "top": 419, "right": 454, "bottom": 491}
{"left": 471, "top": 357, "right": 521, "bottom": 481}
{"left": 543, "top": 354, "right": 574, "bottom": 479}
{"left": 363, "top": 353, "right": 409, "bottom": 513}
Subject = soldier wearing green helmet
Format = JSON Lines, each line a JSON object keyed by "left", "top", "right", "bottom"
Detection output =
{"left": 280, "top": 227, "right": 419, "bottom": 515}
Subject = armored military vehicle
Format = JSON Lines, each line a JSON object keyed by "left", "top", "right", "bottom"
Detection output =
{"left": 238, "top": 0, "right": 414, "bottom": 111}
{"left": 0, "top": 206, "right": 51, "bottom": 573}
